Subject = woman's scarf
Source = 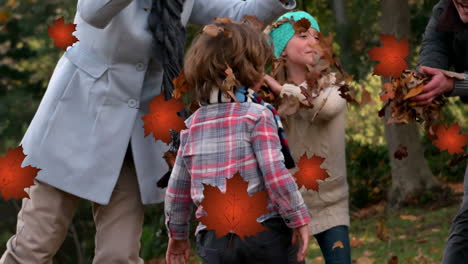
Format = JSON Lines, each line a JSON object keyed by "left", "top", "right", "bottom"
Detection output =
{"left": 148, "top": 0, "right": 186, "bottom": 100}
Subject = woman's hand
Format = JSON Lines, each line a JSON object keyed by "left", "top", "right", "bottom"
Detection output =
{"left": 264, "top": 74, "right": 283, "bottom": 95}
{"left": 166, "top": 238, "right": 190, "bottom": 264}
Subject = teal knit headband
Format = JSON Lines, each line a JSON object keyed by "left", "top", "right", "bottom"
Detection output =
{"left": 269, "top": 11, "right": 321, "bottom": 58}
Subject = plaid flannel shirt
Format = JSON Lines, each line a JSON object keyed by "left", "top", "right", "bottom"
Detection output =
{"left": 164, "top": 102, "right": 310, "bottom": 240}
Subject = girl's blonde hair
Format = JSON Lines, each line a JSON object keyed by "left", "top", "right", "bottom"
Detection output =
{"left": 184, "top": 22, "right": 272, "bottom": 102}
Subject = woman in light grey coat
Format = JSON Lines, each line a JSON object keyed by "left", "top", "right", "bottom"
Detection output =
{"left": 0, "top": 0, "right": 296, "bottom": 263}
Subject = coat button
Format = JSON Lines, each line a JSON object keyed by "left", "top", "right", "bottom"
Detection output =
{"left": 128, "top": 99, "right": 139, "bottom": 108}
{"left": 136, "top": 62, "right": 146, "bottom": 72}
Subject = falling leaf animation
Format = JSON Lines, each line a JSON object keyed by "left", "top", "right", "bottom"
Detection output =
{"left": 394, "top": 144, "right": 408, "bottom": 160}
{"left": 47, "top": 17, "right": 79, "bottom": 50}
{"left": 294, "top": 153, "right": 330, "bottom": 191}
{"left": 368, "top": 34, "right": 410, "bottom": 78}
{"left": 172, "top": 71, "right": 190, "bottom": 100}
{"left": 198, "top": 172, "right": 269, "bottom": 239}
{"left": 0, "top": 146, "right": 40, "bottom": 200}
{"left": 332, "top": 241, "right": 345, "bottom": 250}
{"left": 142, "top": 94, "right": 187, "bottom": 144}
{"left": 380, "top": 82, "right": 395, "bottom": 102}
{"left": 432, "top": 123, "right": 468, "bottom": 155}
{"left": 360, "top": 85, "right": 375, "bottom": 105}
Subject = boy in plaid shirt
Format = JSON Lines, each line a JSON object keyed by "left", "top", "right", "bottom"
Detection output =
{"left": 164, "top": 22, "right": 310, "bottom": 264}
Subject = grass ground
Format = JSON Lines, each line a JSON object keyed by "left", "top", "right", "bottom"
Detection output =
{"left": 306, "top": 203, "right": 459, "bottom": 264}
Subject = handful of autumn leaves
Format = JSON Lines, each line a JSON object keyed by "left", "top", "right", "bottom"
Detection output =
{"left": 379, "top": 69, "right": 446, "bottom": 133}
{"left": 264, "top": 17, "right": 359, "bottom": 117}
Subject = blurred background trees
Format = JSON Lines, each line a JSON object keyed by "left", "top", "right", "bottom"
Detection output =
{"left": 0, "top": 0, "right": 466, "bottom": 262}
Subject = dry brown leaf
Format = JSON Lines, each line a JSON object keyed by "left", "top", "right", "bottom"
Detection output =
{"left": 203, "top": 24, "right": 221, "bottom": 37}
{"left": 404, "top": 83, "right": 424, "bottom": 100}
{"left": 293, "top": 17, "right": 311, "bottom": 33}
{"left": 388, "top": 255, "right": 399, "bottom": 264}
{"left": 215, "top": 17, "right": 233, "bottom": 24}
{"left": 223, "top": 64, "right": 237, "bottom": 90}
{"left": 361, "top": 85, "right": 375, "bottom": 105}
{"left": 332, "top": 241, "right": 345, "bottom": 250}
{"left": 400, "top": 214, "right": 419, "bottom": 221}
{"left": 356, "top": 256, "right": 376, "bottom": 264}
{"left": 240, "top": 15, "right": 263, "bottom": 30}
{"left": 380, "top": 82, "right": 395, "bottom": 102}
{"left": 416, "top": 238, "right": 429, "bottom": 243}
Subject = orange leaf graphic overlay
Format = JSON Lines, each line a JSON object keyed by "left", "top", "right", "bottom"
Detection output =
{"left": 432, "top": 123, "right": 468, "bottom": 155}
{"left": 0, "top": 146, "right": 40, "bottom": 200}
{"left": 294, "top": 154, "right": 330, "bottom": 191}
{"left": 198, "top": 172, "right": 269, "bottom": 239}
{"left": 142, "top": 94, "right": 186, "bottom": 144}
{"left": 47, "top": 17, "right": 79, "bottom": 50}
{"left": 368, "top": 35, "right": 410, "bottom": 78}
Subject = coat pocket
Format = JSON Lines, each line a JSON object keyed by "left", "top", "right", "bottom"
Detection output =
{"left": 63, "top": 43, "right": 109, "bottom": 116}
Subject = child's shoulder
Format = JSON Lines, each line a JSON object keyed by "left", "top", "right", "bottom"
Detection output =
{"left": 185, "top": 102, "right": 269, "bottom": 126}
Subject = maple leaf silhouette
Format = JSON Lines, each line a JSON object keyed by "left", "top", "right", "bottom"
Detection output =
{"left": 0, "top": 146, "right": 40, "bottom": 200}
{"left": 198, "top": 172, "right": 269, "bottom": 239}
{"left": 432, "top": 123, "right": 468, "bottom": 155}
{"left": 142, "top": 94, "right": 187, "bottom": 144}
{"left": 368, "top": 35, "right": 410, "bottom": 78}
{"left": 47, "top": 17, "right": 79, "bottom": 50}
{"left": 294, "top": 153, "right": 330, "bottom": 191}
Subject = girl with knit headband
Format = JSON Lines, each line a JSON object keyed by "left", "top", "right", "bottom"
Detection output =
{"left": 164, "top": 22, "right": 310, "bottom": 264}
{"left": 265, "top": 11, "right": 351, "bottom": 264}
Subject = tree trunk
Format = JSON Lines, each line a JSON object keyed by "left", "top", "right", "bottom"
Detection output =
{"left": 380, "top": 0, "right": 440, "bottom": 209}
{"left": 330, "top": 0, "right": 352, "bottom": 71}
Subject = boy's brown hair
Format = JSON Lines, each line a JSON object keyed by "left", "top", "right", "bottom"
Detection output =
{"left": 184, "top": 22, "right": 272, "bottom": 102}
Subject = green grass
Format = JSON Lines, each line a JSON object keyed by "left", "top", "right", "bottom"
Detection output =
{"left": 306, "top": 204, "right": 459, "bottom": 264}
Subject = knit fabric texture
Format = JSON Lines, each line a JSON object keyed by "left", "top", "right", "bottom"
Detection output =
{"left": 269, "top": 11, "right": 320, "bottom": 58}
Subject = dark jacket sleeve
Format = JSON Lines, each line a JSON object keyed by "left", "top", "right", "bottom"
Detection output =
{"left": 417, "top": 0, "right": 452, "bottom": 69}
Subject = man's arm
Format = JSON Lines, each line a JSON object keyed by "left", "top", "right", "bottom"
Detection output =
{"left": 78, "top": 0, "right": 134, "bottom": 29}
{"left": 418, "top": 0, "right": 451, "bottom": 69}
{"left": 189, "top": 0, "right": 296, "bottom": 26}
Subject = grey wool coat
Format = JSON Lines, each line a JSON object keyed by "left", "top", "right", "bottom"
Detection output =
{"left": 20, "top": 0, "right": 296, "bottom": 205}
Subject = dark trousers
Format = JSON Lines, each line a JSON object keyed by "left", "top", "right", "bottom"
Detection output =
{"left": 196, "top": 218, "right": 304, "bottom": 264}
{"left": 314, "top": 225, "right": 351, "bottom": 264}
{"left": 442, "top": 166, "right": 468, "bottom": 264}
